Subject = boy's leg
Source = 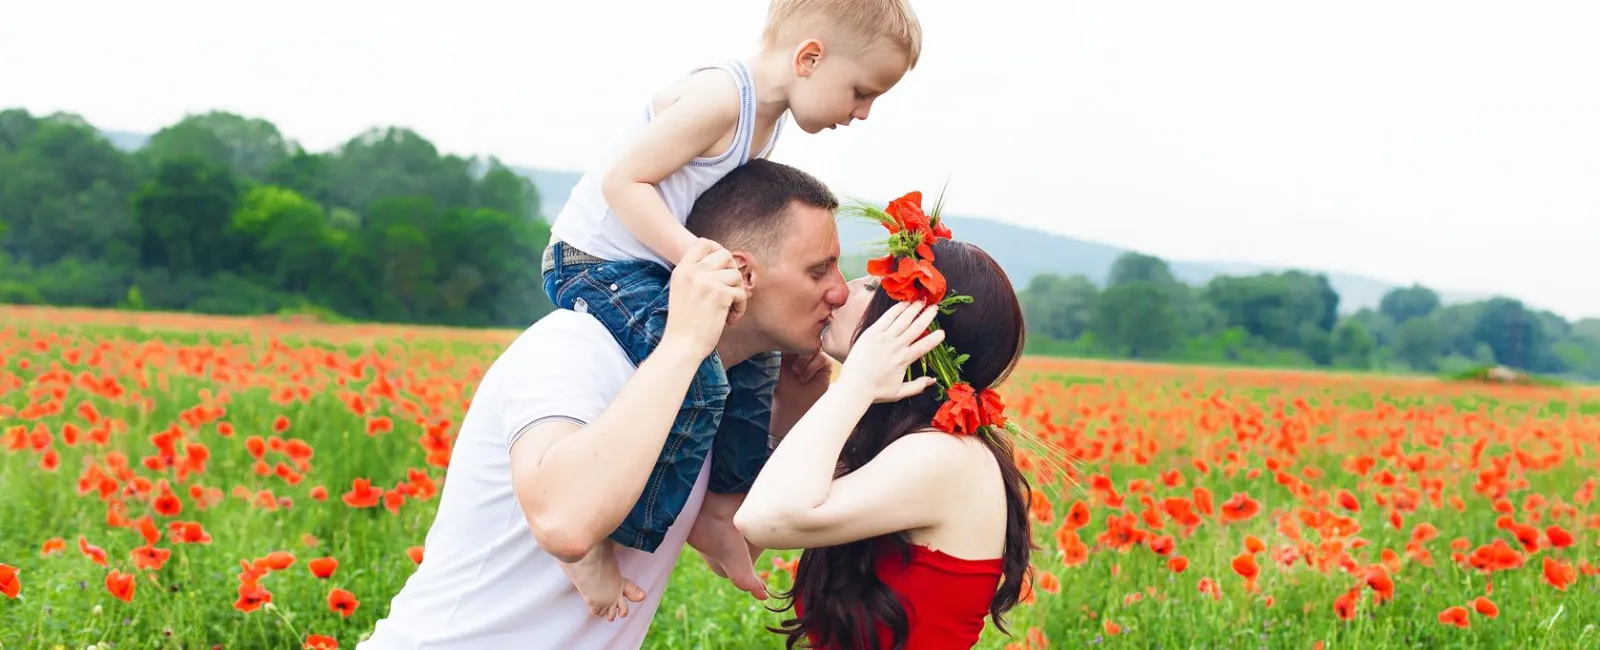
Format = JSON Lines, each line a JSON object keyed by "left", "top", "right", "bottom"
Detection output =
{"left": 551, "top": 257, "right": 730, "bottom": 554}
{"left": 707, "top": 351, "right": 780, "bottom": 494}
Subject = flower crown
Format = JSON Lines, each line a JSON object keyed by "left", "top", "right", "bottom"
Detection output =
{"left": 841, "top": 190, "right": 1018, "bottom": 439}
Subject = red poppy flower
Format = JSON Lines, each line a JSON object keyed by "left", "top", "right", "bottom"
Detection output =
{"left": 884, "top": 192, "right": 931, "bottom": 238}
{"left": 328, "top": 587, "right": 360, "bottom": 617}
{"left": 932, "top": 383, "right": 1008, "bottom": 436}
{"left": 0, "top": 564, "right": 19, "bottom": 599}
{"left": 933, "top": 383, "right": 983, "bottom": 435}
{"left": 305, "top": 634, "right": 339, "bottom": 650}
{"left": 309, "top": 557, "right": 338, "bottom": 579}
{"left": 40, "top": 538, "right": 65, "bottom": 556}
{"left": 342, "top": 478, "right": 383, "bottom": 509}
{"left": 879, "top": 257, "right": 947, "bottom": 305}
{"left": 78, "top": 536, "right": 107, "bottom": 567}
{"left": 130, "top": 544, "right": 172, "bottom": 571}
{"left": 1437, "top": 605, "right": 1470, "bottom": 628}
{"left": 106, "top": 569, "right": 136, "bottom": 603}
{"left": 235, "top": 581, "right": 272, "bottom": 613}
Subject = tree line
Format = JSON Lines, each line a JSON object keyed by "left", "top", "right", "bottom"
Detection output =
{"left": 0, "top": 108, "right": 553, "bottom": 328}
{"left": 1017, "top": 252, "right": 1600, "bottom": 381}
{"left": 3, "top": 107, "right": 1597, "bottom": 382}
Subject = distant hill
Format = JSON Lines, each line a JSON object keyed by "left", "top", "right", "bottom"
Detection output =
{"left": 95, "top": 132, "right": 1487, "bottom": 314}
{"left": 517, "top": 166, "right": 1484, "bottom": 313}
{"left": 103, "top": 130, "right": 151, "bottom": 151}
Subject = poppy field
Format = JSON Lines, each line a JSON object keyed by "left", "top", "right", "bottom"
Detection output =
{"left": 3, "top": 305, "right": 1599, "bottom": 649}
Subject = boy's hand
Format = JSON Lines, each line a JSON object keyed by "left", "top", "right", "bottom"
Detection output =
{"left": 687, "top": 492, "right": 768, "bottom": 600}
{"left": 724, "top": 255, "right": 750, "bottom": 327}
{"left": 559, "top": 541, "right": 647, "bottom": 621}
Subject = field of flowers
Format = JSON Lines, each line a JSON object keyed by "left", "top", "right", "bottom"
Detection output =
{"left": 2, "top": 304, "right": 1599, "bottom": 649}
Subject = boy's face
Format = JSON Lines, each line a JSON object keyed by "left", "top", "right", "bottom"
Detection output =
{"left": 789, "top": 41, "right": 910, "bottom": 134}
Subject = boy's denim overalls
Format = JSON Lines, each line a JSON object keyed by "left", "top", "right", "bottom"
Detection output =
{"left": 541, "top": 239, "right": 778, "bottom": 553}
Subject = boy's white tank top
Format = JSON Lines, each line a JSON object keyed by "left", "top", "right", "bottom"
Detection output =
{"left": 549, "top": 60, "right": 786, "bottom": 269}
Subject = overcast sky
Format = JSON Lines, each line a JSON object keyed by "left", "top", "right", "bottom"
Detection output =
{"left": 3, "top": 0, "right": 1595, "bottom": 319}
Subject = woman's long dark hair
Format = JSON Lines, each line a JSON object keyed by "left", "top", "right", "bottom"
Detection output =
{"left": 768, "top": 239, "right": 1035, "bottom": 650}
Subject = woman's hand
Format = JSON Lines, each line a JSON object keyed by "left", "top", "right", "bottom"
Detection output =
{"left": 834, "top": 301, "right": 946, "bottom": 404}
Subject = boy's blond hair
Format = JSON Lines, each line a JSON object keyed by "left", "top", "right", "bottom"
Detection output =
{"left": 763, "top": 0, "right": 923, "bottom": 70}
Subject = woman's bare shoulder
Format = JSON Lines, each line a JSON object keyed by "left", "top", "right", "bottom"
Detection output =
{"left": 882, "top": 429, "right": 997, "bottom": 476}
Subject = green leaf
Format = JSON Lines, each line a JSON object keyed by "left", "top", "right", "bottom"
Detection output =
{"left": 929, "top": 176, "right": 951, "bottom": 221}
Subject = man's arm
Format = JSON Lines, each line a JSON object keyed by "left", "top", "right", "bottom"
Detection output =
{"left": 509, "top": 340, "right": 706, "bottom": 563}
{"left": 508, "top": 240, "right": 745, "bottom": 564}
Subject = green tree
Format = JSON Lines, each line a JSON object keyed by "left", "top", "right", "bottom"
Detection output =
{"left": 1379, "top": 284, "right": 1441, "bottom": 324}
{"left": 1332, "top": 320, "right": 1377, "bottom": 369}
{"left": 1019, "top": 273, "right": 1098, "bottom": 341}
{"left": 132, "top": 157, "right": 242, "bottom": 276}
{"left": 1202, "top": 271, "right": 1339, "bottom": 362}
{"left": 329, "top": 127, "right": 474, "bottom": 214}
{"left": 141, "top": 111, "right": 293, "bottom": 182}
{"left": 1344, "top": 309, "right": 1396, "bottom": 346}
{"left": 1091, "top": 282, "right": 1181, "bottom": 358}
{"left": 265, "top": 149, "right": 339, "bottom": 208}
{"left": 0, "top": 108, "right": 41, "bottom": 153}
{"left": 1394, "top": 318, "right": 1445, "bottom": 371}
{"left": 1106, "top": 252, "right": 1177, "bottom": 288}
{"left": 0, "top": 114, "right": 141, "bottom": 267}
{"left": 1473, "top": 298, "right": 1551, "bottom": 371}
{"left": 230, "top": 185, "right": 343, "bottom": 294}
{"left": 472, "top": 158, "right": 542, "bottom": 222}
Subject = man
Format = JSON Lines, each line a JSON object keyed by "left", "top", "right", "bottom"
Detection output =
{"left": 359, "top": 159, "right": 848, "bottom": 649}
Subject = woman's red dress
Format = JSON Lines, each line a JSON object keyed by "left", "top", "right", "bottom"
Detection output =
{"left": 795, "top": 536, "right": 1002, "bottom": 649}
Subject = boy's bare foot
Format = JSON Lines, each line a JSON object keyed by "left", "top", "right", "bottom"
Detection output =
{"left": 559, "top": 541, "right": 647, "bottom": 620}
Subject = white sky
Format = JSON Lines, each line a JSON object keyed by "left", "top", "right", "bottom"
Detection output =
{"left": 3, "top": 0, "right": 1596, "bottom": 320}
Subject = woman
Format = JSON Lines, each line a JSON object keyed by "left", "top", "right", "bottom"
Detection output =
{"left": 735, "top": 218, "right": 1034, "bottom": 650}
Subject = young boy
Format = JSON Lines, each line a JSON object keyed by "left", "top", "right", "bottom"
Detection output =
{"left": 540, "top": 0, "right": 922, "bottom": 618}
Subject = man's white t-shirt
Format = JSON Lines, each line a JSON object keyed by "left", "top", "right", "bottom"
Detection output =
{"left": 359, "top": 309, "right": 711, "bottom": 650}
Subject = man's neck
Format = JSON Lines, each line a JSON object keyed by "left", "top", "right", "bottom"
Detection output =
{"left": 714, "top": 324, "right": 771, "bottom": 369}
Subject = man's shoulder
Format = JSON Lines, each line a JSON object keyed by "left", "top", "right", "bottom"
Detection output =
{"left": 513, "top": 309, "right": 634, "bottom": 366}
{"left": 521, "top": 308, "right": 604, "bottom": 337}
{"left": 493, "top": 309, "right": 638, "bottom": 393}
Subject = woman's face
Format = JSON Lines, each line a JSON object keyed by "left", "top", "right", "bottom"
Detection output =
{"left": 821, "top": 275, "right": 879, "bottom": 361}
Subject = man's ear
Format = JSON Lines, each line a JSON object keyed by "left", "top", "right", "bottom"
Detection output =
{"left": 731, "top": 251, "right": 758, "bottom": 293}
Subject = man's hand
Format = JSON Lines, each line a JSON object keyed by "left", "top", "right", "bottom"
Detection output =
{"left": 784, "top": 351, "right": 833, "bottom": 386}
{"left": 768, "top": 351, "right": 834, "bottom": 445}
{"left": 687, "top": 492, "right": 768, "bottom": 600}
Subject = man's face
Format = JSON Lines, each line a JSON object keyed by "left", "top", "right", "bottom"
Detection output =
{"left": 742, "top": 201, "right": 848, "bottom": 355}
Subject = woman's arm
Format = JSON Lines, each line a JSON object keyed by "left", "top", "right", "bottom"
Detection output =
{"left": 734, "top": 383, "right": 969, "bottom": 550}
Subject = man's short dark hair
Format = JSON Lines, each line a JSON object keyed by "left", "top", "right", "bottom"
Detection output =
{"left": 685, "top": 159, "right": 838, "bottom": 258}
